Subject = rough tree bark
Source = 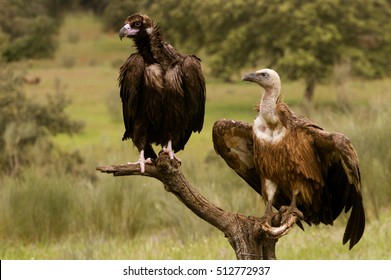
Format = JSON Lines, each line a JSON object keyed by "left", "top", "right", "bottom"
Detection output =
{"left": 96, "top": 153, "right": 299, "bottom": 260}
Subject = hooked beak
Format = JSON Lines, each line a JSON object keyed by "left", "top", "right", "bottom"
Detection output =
{"left": 242, "top": 72, "right": 258, "bottom": 83}
{"left": 119, "top": 23, "right": 139, "bottom": 41}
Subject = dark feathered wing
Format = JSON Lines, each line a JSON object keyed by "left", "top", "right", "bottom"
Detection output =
{"left": 118, "top": 53, "right": 145, "bottom": 141}
{"left": 278, "top": 106, "right": 365, "bottom": 249}
{"left": 305, "top": 124, "right": 365, "bottom": 249}
{"left": 181, "top": 55, "right": 206, "bottom": 133}
{"left": 159, "top": 54, "right": 205, "bottom": 151}
{"left": 162, "top": 54, "right": 205, "bottom": 152}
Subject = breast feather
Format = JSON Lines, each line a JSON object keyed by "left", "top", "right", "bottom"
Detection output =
{"left": 144, "top": 64, "right": 164, "bottom": 90}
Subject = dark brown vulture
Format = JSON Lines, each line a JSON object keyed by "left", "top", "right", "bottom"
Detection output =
{"left": 213, "top": 68, "right": 365, "bottom": 249}
{"left": 118, "top": 13, "right": 206, "bottom": 172}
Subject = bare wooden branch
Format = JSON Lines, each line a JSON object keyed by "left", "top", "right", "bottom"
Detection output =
{"left": 96, "top": 153, "right": 299, "bottom": 260}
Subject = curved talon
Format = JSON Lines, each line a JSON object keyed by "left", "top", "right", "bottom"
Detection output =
{"left": 280, "top": 206, "right": 304, "bottom": 224}
{"left": 261, "top": 206, "right": 302, "bottom": 238}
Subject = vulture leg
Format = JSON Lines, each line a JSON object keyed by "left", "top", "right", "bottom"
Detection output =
{"left": 162, "top": 140, "right": 182, "bottom": 163}
{"left": 280, "top": 189, "right": 304, "bottom": 225}
{"left": 128, "top": 149, "right": 153, "bottom": 173}
{"left": 262, "top": 180, "right": 279, "bottom": 227}
{"left": 261, "top": 184, "right": 303, "bottom": 238}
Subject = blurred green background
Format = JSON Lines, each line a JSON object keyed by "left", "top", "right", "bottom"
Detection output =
{"left": 0, "top": 0, "right": 390, "bottom": 259}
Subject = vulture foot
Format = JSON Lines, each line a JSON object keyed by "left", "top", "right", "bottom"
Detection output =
{"left": 260, "top": 211, "right": 281, "bottom": 236}
{"left": 260, "top": 207, "right": 302, "bottom": 238}
{"left": 162, "top": 140, "right": 182, "bottom": 165}
{"left": 127, "top": 158, "right": 153, "bottom": 174}
{"left": 280, "top": 205, "right": 303, "bottom": 224}
{"left": 262, "top": 211, "right": 278, "bottom": 229}
{"left": 128, "top": 150, "right": 154, "bottom": 173}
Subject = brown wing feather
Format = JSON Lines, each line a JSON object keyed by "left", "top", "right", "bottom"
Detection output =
{"left": 212, "top": 119, "right": 261, "bottom": 195}
{"left": 307, "top": 127, "right": 365, "bottom": 249}
{"left": 181, "top": 55, "right": 206, "bottom": 133}
{"left": 118, "top": 53, "right": 145, "bottom": 141}
{"left": 280, "top": 103, "right": 365, "bottom": 248}
{"left": 277, "top": 103, "right": 325, "bottom": 186}
{"left": 161, "top": 54, "right": 205, "bottom": 151}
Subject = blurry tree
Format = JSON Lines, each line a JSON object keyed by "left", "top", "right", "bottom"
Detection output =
{"left": 198, "top": 0, "right": 391, "bottom": 101}
{"left": 101, "top": 0, "right": 204, "bottom": 53}
{"left": 78, "top": 0, "right": 109, "bottom": 14}
{"left": 0, "top": 63, "right": 84, "bottom": 176}
{"left": 279, "top": 0, "right": 391, "bottom": 101}
{"left": 147, "top": 0, "right": 205, "bottom": 53}
{"left": 101, "top": 0, "right": 391, "bottom": 101}
{"left": 102, "top": 0, "right": 145, "bottom": 31}
{"left": 0, "top": 1, "right": 94, "bottom": 178}
{"left": 195, "top": 0, "right": 266, "bottom": 80}
{"left": 0, "top": 0, "right": 73, "bottom": 61}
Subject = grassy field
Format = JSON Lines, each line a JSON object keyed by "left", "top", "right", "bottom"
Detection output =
{"left": 1, "top": 13, "right": 391, "bottom": 260}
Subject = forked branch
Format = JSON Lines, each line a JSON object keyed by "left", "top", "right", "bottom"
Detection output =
{"left": 96, "top": 153, "right": 299, "bottom": 260}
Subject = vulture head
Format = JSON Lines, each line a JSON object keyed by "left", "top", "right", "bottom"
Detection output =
{"left": 242, "top": 68, "right": 281, "bottom": 91}
{"left": 119, "top": 13, "right": 153, "bottom": 41}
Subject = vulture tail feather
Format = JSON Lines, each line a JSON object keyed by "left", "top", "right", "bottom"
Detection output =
{"left": 343, "top": 195, "right": 365, "bottom": 250}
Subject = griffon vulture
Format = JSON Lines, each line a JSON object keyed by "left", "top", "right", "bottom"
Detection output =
{"left": 213, "top": 69, "right": 365, "bottom": 249}
{"left": 118, "top": 13, "right": 206, "bottom": 172}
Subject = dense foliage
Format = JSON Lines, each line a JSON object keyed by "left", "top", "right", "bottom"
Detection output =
{"left": 0, "top": 0, "right": 77, "bottom": 61}
{"left": 0, "top": 0, "right": 89, "bottom": 177}
{"left": 0, "top": 63, "right": 84, "bottom": 176}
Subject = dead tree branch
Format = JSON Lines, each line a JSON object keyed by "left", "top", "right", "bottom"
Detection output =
{"left": 96, "top": 153, "right": 299, "bottom": 260}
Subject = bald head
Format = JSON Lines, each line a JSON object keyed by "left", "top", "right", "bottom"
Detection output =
{"left": 242, "top": 69, "right": 281, "bottom": 91}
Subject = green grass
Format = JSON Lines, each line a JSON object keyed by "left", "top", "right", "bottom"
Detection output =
{"left": 1, "top": 12, "right": 391, "bottom": 260}
{"left": 1, "top": 206, "right": 390, "bottom": 260}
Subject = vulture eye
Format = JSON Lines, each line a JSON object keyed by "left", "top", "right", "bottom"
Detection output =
{"left": 133, "top": 21, "right": 142, "bottom": 28}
